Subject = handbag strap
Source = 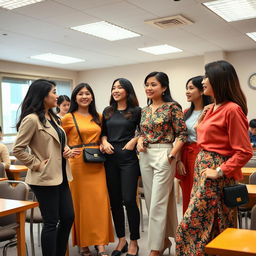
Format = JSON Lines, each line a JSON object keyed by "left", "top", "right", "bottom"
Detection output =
{"left": 71, "top": 113, "right": 99, "bottom": 148}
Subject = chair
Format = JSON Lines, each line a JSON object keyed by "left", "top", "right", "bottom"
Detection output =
{"left": 0, "top": 163, "right": 5, "bottom": 178}
{"left": 238, "top": 172, "right": 256, "bottom": 228}
{"left": 137, "top": 177, "right": 145, "bottom": 232}
{"left": 0, "top": 180, "right": 29, "bottom": 256}
{"left": 13, "top": 159, "right": 27, "bottom": 181}
{"left": 250, "top": 204, "right": 256, "bottom": 230}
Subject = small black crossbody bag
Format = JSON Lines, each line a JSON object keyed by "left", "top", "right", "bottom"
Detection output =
{"left": 71, "top": 113, "right": 106, "bottom": 163}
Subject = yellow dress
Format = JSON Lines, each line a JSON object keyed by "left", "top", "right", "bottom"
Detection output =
{"left": 62, "top": 112, "right": 114, "bottom": 247}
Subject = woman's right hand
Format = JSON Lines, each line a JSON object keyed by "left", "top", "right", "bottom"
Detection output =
{"left": 137, "top": 137, "right": 146, "bottom": 152}
{"left": 38, "top": 159, "right": 49, "bottom": 171}
{"left": 176, "top": 160, "right": 186, "bottom": 176}
{"left": 102, "top": 141, "right": 114, "bottom": 154}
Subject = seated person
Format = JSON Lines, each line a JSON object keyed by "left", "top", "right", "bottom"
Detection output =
{"left": 249, "top": 119, "right": 256, "bottom": 148}
{"left": 0, "top": 126, "right": 11, "bottom": 171}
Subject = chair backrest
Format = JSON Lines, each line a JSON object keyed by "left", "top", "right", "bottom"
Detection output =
{"left": 251, "top": 204, "right": 256, "bottom": 230}
{"left": 0, "top": 162, "right": 5, "bottom": 177}
{"left": 249, "top": 172, "right": 256, "bottom": 184}
{"left": 0, "top": 180, "right": 29, "bottom": 225}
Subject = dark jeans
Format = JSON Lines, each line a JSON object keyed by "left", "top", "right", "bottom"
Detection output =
{"left": 30, "top": 179, "right": 74, "bottom": 256}
{"left": 105, "top": 142, "right": 140, "bottom": 240}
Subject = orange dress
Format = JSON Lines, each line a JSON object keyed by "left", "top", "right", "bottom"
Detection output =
{"left": 61, "top": 112, "right": 114, "bottom": 247}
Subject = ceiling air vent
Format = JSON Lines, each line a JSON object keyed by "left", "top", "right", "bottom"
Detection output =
{"left": 145, "top": 15, "right": 193, "bottom": 29}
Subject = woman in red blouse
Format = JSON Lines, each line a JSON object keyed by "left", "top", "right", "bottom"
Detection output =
{"left": 176, "top": 60, "right": 253, "bottom": 255}
{"left": 137, "top": 71, "right": 187, "bottom": 256}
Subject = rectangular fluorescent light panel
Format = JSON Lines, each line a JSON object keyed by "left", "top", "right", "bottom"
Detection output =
{"left": 138, "top": 44, "right": 182, "bottom": 55}
{"left": 0, "top": 0, "right": 44, "bottom": 10}
{"left": 30, "top": 53, "right": 85, "bottom": 64}
{"left": 246, "top": 32, "right": 256, "bottom": 42}
{"left": 71, "top": 21, "right": 140, "bottom": 41}
{"left": 203, "top": 0, "right": 256, "bottom": 22}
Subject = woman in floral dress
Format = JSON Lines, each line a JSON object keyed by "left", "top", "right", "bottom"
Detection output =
{"left": 176, "top": 60, "right": 253, "bottom": 255}
{"left": 137, "top": 71, "right": 187, "bottom": 256}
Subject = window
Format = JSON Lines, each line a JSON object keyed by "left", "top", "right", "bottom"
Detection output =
{"left": 0, "top": 75, "right": 72, "bottom": 135}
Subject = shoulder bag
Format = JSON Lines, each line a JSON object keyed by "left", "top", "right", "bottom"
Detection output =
{"left": 71, "top": 113, "right": 106, "bottom": 163}
{"left": 223, "top": 183, "right": 249, "bottom": 208}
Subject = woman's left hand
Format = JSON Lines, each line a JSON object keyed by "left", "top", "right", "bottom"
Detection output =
{"left": 122, "top": 140, "right": 136, "bottom": 151}
{"left": 201, "top": 168, "right": 219, "bottom": 179}
{"left": 63, "top": 146, "right": 81, "bottom": 159}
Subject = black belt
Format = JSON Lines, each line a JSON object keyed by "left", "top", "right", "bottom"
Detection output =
{"left": 69, "top": 143, "right": 99, "bottom": 149}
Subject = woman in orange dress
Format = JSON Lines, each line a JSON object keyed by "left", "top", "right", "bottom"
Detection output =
{"left": 61, "top": 83, "right": 114, "bottom": 256}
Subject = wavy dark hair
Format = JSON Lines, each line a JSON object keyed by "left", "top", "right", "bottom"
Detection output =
{"left": 104, "top": 78, "right": 139, "bottom": 120}
{"left": 184, "top": 76, "right": 212, "bottom": 120}
{"left": 56, "top": 95, "right": 70, "bottom": 113}
{"left": 69, "top": 83, "right": 101, "bottom": 126}
{"left": 16, "top": 79, "right": 59, "bottom": 130}
{"left": 205, "top": 60, "right": 247, "bottom": 115}
{"left": 144, "top": 71, "right": 180, "bottom": 107}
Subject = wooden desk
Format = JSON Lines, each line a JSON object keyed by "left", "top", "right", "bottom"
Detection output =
{"left": 205, "top": 228, "right": 256, "bottom": 256}
{"left": 6, "top": 165, "right": 28, "bottom": 180}
{"left": 0, "top": 198, "right": 39, "bottom": 256}
{"left": 247, "top": 184, "right": 256, "bottom": 199}
{"left": 242, "top": 167, "right": 256, "bottom": 177}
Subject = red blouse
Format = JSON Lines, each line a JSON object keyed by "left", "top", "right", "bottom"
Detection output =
{"left": 197, "top": 102, "right": 253, "bottom": 180}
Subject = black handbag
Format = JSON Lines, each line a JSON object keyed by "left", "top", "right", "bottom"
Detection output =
{"left": 223, "top": 184, "right": 249, "bottom": 208}
{"left": 71, "top": 113, "right": 106, "bottom": 163}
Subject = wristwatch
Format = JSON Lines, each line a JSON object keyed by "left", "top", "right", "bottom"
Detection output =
{"left": 216, "top": 167, "right": 223, "bottom": 177}
{"left": 168, "top": 154, "right": 176, "bottom": 160}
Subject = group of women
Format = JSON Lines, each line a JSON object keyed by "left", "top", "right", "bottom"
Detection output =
{"left": 12, "top": 60, "right": 253, "bottom": 256}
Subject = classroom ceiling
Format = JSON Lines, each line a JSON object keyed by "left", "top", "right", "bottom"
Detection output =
{"left": 0, "top": 0, "right": 255, "bottom": 71}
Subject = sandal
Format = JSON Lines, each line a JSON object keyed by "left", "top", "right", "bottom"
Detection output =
{"left": 95, "top": 245, "right": 109, "bottom": 256}
{"left": 98, "top": 252, "right": 109, "bottom": 256}
{"left": 80, "top": 247, "right": 93, "bottom": 256}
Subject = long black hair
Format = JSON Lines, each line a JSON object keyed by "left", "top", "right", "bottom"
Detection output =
{"left": 104, "top": 78, "right": 139, "bottom": 120}
{"left": 69, "top": 83, "right": 101, "bottom": 126}
{"left": 144, "top": 71, "right": 180, "bottom": 107}
{"left": 16, "top": 79, "right": 59, "bottom": 131}
{"left": 184, "top": 76, "right": 212, "bottom": 120}
{"left": 56, "top": 95, "right": 70, "bottom": 113}
{"left": 205, "top": 60, "right": 247, "bottom": 115}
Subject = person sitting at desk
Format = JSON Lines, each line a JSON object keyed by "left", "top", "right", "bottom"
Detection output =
{"left": 0, "top": 126, "right": 11, "bottom": 171}
{"left": 249, "top": 119, "right": 256, "bottom": 148}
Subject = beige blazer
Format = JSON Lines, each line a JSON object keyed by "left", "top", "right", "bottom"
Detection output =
{"left": 13, "top": 113, "right": 72, "bottom": 186}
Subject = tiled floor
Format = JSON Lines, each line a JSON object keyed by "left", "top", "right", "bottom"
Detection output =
{"left": 0, "top": 196, "right": 183, "bottom": 256}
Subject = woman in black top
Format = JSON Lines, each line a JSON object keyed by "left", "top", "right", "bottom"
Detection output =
{"left": 102, "top": 78, "right": 141, "bottom": 256}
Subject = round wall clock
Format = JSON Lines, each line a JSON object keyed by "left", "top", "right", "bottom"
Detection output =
{"left": 248, "top": 73, "right": 256, "bottom": 90}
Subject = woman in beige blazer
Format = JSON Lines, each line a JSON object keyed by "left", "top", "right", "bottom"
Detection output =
{"left": 13, "top": 79, "right": 79, "bottom": 256}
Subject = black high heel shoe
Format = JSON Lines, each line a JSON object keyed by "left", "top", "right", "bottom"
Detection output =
{"left": 126, "top": 246, "right": 139, "bottom": 256}
{"left": 111, "top": 241, "right": 128, "bottom": 256}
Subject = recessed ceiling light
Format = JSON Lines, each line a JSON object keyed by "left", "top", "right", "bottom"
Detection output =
{"left": 0, "top": 0, "right": 45, "bottom": 10}
{"left": 138, "top": 44, "right": 182, "bottom": 55}
{"left": 203, "top": 0, "right": 256, "bottom": 22}
{"left": 246, "top": 32, "right": 256, "bottom": 42}
{"left": 30, "top": 53, "right": 85, "bottom": 64}
{"left": 71, "top": 21, "right": 140, "bottom": 41}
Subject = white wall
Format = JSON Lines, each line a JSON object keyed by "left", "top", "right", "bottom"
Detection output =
{"left": 77, "top": 56, "right": 204, "bottom": 112}
{"left": 77, "top": 49, "right": 256, "bottom": 121}
{"left": 227, "top": 50, "right": 256, "bottom": 121}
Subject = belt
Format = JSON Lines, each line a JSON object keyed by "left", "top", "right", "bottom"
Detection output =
{"left": 69, "top": 143, "right": 99, "bottom": 149}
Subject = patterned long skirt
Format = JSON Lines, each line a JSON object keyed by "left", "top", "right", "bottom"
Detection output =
{"left": 176, "top": 150, "right": 237, "bottom": 256}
